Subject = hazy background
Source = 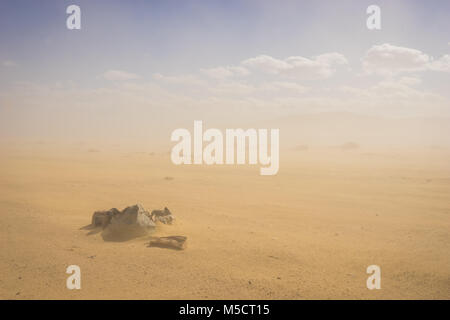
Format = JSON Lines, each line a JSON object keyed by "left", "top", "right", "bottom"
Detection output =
{"left": 1, "top": 1, "right": 450, "bottom": 300}
{"left": 0, "top": 0, "right": 449, "bottom": 150}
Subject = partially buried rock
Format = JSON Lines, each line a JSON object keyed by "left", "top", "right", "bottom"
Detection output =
{"left": 151, "top": 207, "right": 174, "bottom": 224}
{"left": 91, "top": 208, "right": 120, "bottom": 228}
{"left": 147, "top": 236, "right": 187, "bottom": 250}
{"left": 101, "top": 204, "right": 156, "bottom": 241}
{"left": 90, "top": 204, "right": 176, "bottom": 241}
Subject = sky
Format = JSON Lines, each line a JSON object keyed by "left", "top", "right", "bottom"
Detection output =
{"left": 0, "top": 0, "right": 449, "bottom": 144}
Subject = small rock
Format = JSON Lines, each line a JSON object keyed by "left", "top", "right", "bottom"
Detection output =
{"left": 91, "top": 208, "right": 120, "bottom": 228}
{"left": 147, "top": 236, "right": 186, "bottom": 250}
{"left": 151, "top": 207, "right": 174, "bottom": 224}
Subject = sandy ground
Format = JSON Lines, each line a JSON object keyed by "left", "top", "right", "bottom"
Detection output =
{"left": 0, "top": 143, "right": 449, "bottom": 299}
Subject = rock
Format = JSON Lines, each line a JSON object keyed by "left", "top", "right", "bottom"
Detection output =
{"left": 101, "top": 204, "right": 156, "bottom": 241}
{"left": 117, "top": 204, "right": 156, "bottom": 228}
{"left": 89, "top": 204, "right": 176, "bottom": 241}
{"left": 91, "top": 208, "right": 120, "bottom": 228}
{"left": 151, "top": 207, "right": 174, "bottom": 224}
{"left": 147, "top": 236, "right": 187, "bottom": 250}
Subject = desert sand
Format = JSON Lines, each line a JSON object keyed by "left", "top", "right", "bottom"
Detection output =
{"left": 0, "top": 142, "right": 449, "bottom": 299}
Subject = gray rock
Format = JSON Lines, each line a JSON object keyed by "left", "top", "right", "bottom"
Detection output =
{"left": 91, "top": 208, "right": 120, "bottom": 228}
{"left": 114, "top": 204, "right": 156, "bottom": 228}
{"left": 100, "top": 204, "right": 156, "bottom": 241}
{"left": 151, "top": 207, "right": 174, "bottom": 224}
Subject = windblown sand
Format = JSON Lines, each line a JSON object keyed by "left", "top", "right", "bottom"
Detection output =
{"left": 0, "top": 143, "right": 449, "bottom": 299}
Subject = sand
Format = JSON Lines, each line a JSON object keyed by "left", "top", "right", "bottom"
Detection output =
{"left": 0, "top": 143, "right": 449, "bottom": 299}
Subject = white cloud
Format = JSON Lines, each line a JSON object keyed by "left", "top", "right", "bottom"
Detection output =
{"left": 103, "top": 70, "right": 140, "bottom": 81}
{"left": 338, "top": 76, "right": 443, "bottom": 109}
{"left": 242, "top": 55, "right": 291, "bottom": 74}
{"left": 362, "top": 44, "right": 450, "bottom": 75}
{"left": 398, "top": 76, "right": 422, "bottom": 86}
{"left": 242, "top": 53, "right": 347, "bottom": 78}
{"left": 429, "top": 54, "right": 450, "bottom": 72}
{"left": 285, "top": 53, "right": 347, "bottom": 78}
{"left": 201, "top": 66, "right": 249, "bottom": 79}
{"left": 363, "top": 44, "right": 431, "bottom": 75}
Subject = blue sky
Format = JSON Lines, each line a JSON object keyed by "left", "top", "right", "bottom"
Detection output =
{"left": 0, "top": 1, "right": 449, "bottom": 141}
{"left": 1, "top": 0, "right": 449, "bottom": 84}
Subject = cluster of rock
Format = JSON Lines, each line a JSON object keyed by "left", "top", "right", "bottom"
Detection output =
{"left": 91, "top": 204, "right": 175, "bottom": 241}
